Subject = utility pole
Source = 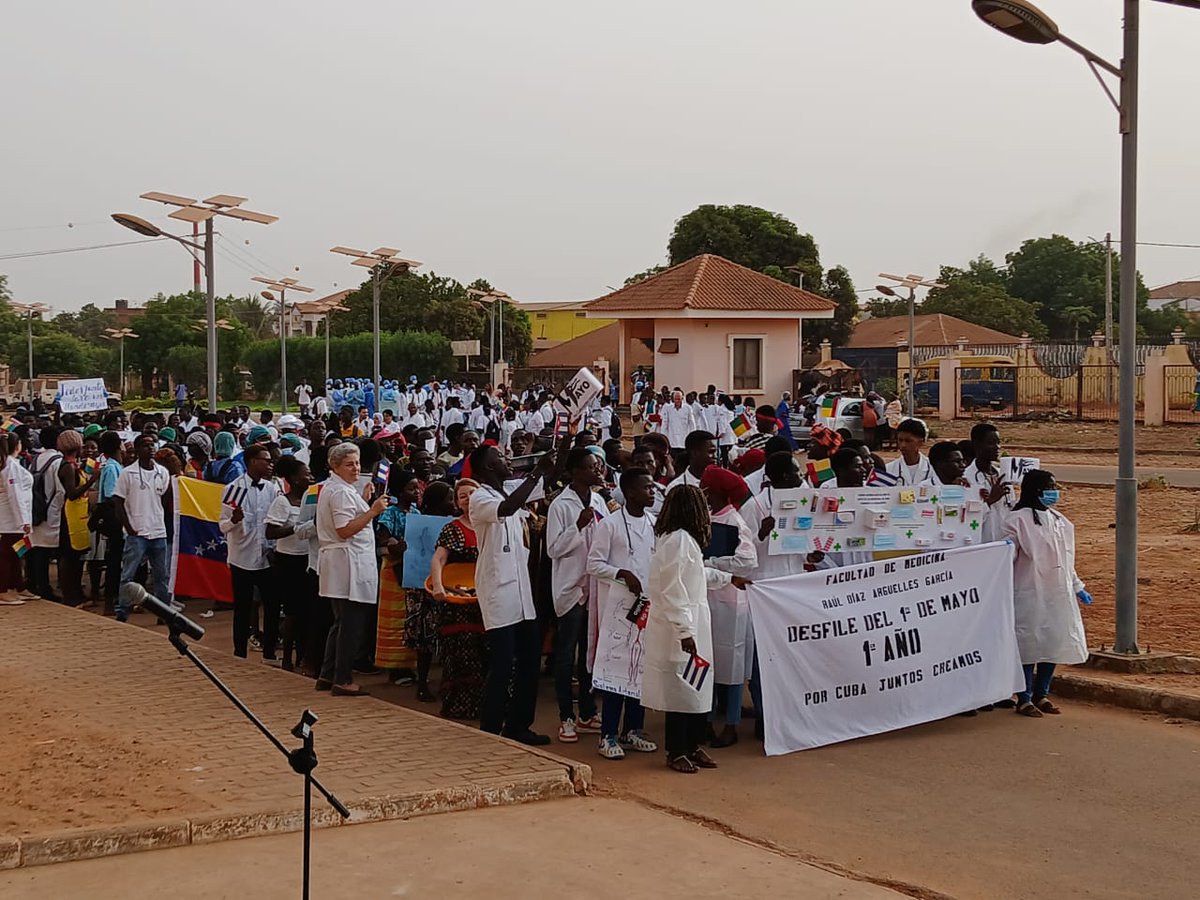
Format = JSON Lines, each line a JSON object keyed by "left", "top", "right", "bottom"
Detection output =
{"left": 1105, "top": 231, "right": 1114, "bottom": 405}
{"left": 254, "top": 276, "right": 314, "bottom": 413}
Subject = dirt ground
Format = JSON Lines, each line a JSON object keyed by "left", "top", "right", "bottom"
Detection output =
{"left": 1065, "top": 483, "right": 1200, "bottom": 655}
{"left": 932, "top": 419, "right": 1199, "bottom": 453}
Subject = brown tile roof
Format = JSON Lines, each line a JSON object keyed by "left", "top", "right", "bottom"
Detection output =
{"left": 294, "top": 289, "right": 351, "bottom": 315}
{"left": 1149, "top": 280, "right": 1200, "bottom": 300}
{"left": 528, "top": 322, "right": 652, "bottom": 369}
{"left": 845, "top": 314, "right": 1022, "bottom": 348}
{"left": 584, "top": 254, "right": 837, "bottom": 314}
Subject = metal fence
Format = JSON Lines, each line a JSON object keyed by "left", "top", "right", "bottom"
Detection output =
{"left": 953, "top": 364, "right": 1129, "bottom": 422}
{"left": 1163, "top": 364, "right": 1200, "bottom": 424}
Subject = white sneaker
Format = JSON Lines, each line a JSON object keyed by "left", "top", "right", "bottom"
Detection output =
{"left": 574, "top": 715, "right": 602, "bottom": 734}
{"left": 620, "top": 730, "right": 658, "bottom": 753}
{"left": 558, "top": 718, "right": 579, "bottom": 743}
{"left": 597, "top": 736, "right": 625, "bottom": 760}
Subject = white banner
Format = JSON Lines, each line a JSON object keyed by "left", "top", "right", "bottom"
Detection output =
{"left": 56, "top": 378, "right": 109, "bottom": 413}
{"left": 767, "top": 485, "right": 990, "bottom": 556}
{"left": 748, "top": 543, "right": 1023, "bottom": 754}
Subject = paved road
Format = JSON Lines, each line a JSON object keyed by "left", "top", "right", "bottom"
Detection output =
{"left": 0, "top": 798, "right": 905, "bottom": 900}
{"left": 1051, "top": 464, "right": 1200, "bottom": 487}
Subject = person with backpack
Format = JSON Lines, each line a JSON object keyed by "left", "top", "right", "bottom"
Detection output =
{"left": 203, "top": 431, "right": 245, "bottom": 484}
{"left": 28, "top": 425, "right": 65, "bottom": 601}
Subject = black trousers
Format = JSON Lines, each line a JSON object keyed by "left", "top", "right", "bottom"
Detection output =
{"left": 103, "top": 533, "right": 124, "bottom": 603}
{"left": 230, "top": 565, "right": 276, "bottom": 658}
{"left": 480, "top": 618, "right": 541, "bottom": 736}
{"left": 28, "top": 547, "right": 54, "bottom": 600}
{"left": 320, "top": 597, "right": 370, "bottom": 685}
{"left": 274, "top": 552, "right": 315, "bottom": 668}
{"left": 664, "top": 711, "right": 708, "bottom": 759}
{"left": 308, "top": 595, "right": 334, "bottom": 675}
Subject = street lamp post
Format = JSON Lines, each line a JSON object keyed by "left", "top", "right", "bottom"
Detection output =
{"left": 467, "top": 288, "right": 512, "bottom": 377}
{"left": 970, "top": 0, "right": 1200, "bottom": 652}
{"left": 329, "top": 247, "right": 422, "bottom": 401}
{"left": 254, "top": 277, "right": 314, "bottom": 413}
{"left": 102, "top": 327, "right": 139, "bottom": 397}
{"left": 113, "top": 193, "right": 278, "bottom": 413}
{"left": 319, "top": 299, "right": 349, "bottom": 388}
{"left": 875, "top": 274, "right": 945, "bottom": 415}
{"left": 7, "top": 302, "right": 51, "bottom": 401}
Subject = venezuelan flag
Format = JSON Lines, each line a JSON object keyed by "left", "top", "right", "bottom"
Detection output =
{"left": 170, "top": 477, "right": 233, "bottom": 605}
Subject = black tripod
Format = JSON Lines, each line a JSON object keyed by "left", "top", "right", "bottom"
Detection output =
{"left": 167, "top": 627, "right": 350, "bottom": 899}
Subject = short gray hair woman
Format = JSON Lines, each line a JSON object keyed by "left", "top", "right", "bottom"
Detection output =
{"left": 315, "top": 441, "right": 388, "bottom": 695}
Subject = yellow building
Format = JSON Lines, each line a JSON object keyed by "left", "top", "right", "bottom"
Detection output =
{"left": 518, "top": 301, "right": 614, "bottom": 350}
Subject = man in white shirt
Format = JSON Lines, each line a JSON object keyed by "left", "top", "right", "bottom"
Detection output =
{"left": 295, "top": 381, "right": 313, "bottom": 416}
{"left": 659, "top": 391, "right": 697, "bottom": 451}
{"left": 219, "top": 444, "right": 281, "bottom": 660}
{"left": 666, "top": 430, "right": 716, "bottom": 493}
{"left": 885, "top": 418, "right": 932, "bottom": 485}
{"left": 546, "top": 447, "right": 609, "bottom": 743}
{"left": 963, "top": 422, "right": 1013, "bottom": 542}
{"left": 398, "top": 402, "right": 428, "bottom": 432}
{"left": 112, "top": 433, "right": 173, "bottom": 623}
{"left": 469, "top": 445, "right": 557, "bottom": 745}
{"left": 591, "top": 395, "right": 614, "bottom": 439}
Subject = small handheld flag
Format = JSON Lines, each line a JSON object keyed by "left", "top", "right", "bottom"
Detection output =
{"left": 223, "top": 484, "right": 248, "bottom": 509}
{"left": 682, "top": 653, "right": 711, "bottom": 691}
{"left": 806, "top": 458, "right": 835, "bottom": 486}
{"left": 730, "top": 414, "right": 751, "bottom": 438}
{"left": 554, "top": 410, "right": 570, "bottom": 440}
{"left": 2, "top": 418, "right": 19, "bottom": 434}
{"left": 82, "top": 458, "right": 97, "bottom": 476}
{"left": 819, "top": 395, "right": 836, "bottom": 417}
{"left": 375, "top": 459, "right": 391, "bottom": 485}
{"left": 867, "top": 467, "right": 898, "bottom": 487}
{"left": 12, "top": 535, "right": 32, "bottom": 558}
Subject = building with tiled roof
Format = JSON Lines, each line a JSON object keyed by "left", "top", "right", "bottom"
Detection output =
{"left": 584, "top": 255, "right": 835, "bottom": 403}
{"left": 515, "top": 299, "right": 615, "bottom": 350}
{"left": 845, "top": 313, "right": 1021, "bottom": 349}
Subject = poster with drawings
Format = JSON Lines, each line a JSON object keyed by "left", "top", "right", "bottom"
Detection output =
{"left": 766, "top": 485, "right": 991, "bottom": 557}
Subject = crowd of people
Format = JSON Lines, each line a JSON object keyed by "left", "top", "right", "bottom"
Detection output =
{"left": 0, "top": 374, "right": 1090, "bottom": 768}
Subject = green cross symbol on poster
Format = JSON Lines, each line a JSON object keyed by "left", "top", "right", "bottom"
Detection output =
{"left": 905, "top": 529, "right": 914, "bottom": 539}
{"left": 969, "top": 520, "right": 980, "bottom": 531}
{"left": 833, "top": 543, "right": 842, "bottom": 552}
{"left": 771, "top": 531, "right": 779, "bottom": 541}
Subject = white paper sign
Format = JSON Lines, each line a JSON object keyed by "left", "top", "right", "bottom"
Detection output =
{"left": 1003, "top": 456, "right": 1041, "bottom": 486}
{"left": 56, "top": 378, "right": 109, "bottom": 413}
{"left": 749, "top": 542, "right": 1023, "bottom": 754}
{"left": 554, "top": 367, "right": 603, "bottom": 422}
{"left": 767, "top": 485, "right": 989, "bottom": 556}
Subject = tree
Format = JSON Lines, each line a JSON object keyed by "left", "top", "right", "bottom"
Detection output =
{"left": 667, "top": 205, "right": 822, "bottom": 289}
{"left": 624, "top": 265, "right": 666, "bottom": 286}
{"left": 806, "top": 266, "right": 858, "bottom": 348}
{"left": 51, "top": 303, "right": 118, "bottom": 346}
{"left": 1061, "top": 305, "right": 1096, "bottom": 342}
{"left": 227, "top": 295, "right": 274, "bottom": 341}
{"left": 921, "top": 257, "right": 1048, "bottom": 339}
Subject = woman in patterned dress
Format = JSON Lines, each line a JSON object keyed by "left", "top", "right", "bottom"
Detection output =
{"left": 428, "top": 478, "right": 486, "bottom": 720}
{"left": 375, "top": 469, "right": 419, "bottom": 683}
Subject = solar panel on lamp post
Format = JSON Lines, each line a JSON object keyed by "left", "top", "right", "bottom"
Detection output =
{"left": 329, "top": 247, "right": 422, "bottom": 402}
{"left": 253, "top": 276, "right": 314, "bottom": 413}
{"left": 319, "top": 300, "right": 350, "bottom": 388}
{"left": 7, "top": 301, "right": 51, "bottom": 402}
{"left": 113, "top": 193, "right": 278, "bottom": 413}
{"left": 103, "top": 327, "right": 139, "bottom": 398}
{"left": 467, "top": 288, "right": 512, "bottom": 378}
{"left": 875, "top": 274, "right": 946, "bottom": 416}
{"left": 970, "top": 0, "right": 1200, "bottom": 657}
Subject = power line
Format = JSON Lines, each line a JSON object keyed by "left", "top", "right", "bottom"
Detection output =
{"left": 0, "top": 237, "right": 166, "bottom": 261}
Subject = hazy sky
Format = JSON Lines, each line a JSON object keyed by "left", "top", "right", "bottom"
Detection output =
{"left": 4, "top": 1, "right": 1200, "bottom": 314}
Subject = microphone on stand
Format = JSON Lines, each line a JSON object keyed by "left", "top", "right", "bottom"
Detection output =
{"left": 119, "top": 582, "right": 205, "bottom": 641}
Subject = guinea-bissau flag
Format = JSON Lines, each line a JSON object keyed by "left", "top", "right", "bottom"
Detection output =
{"left": 170, "top": 477, "right": 233, "bottom": 605}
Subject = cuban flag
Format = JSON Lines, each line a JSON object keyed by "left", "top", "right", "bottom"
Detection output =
{"left": 376, "top": 458, "right": 391, "bottom": 485}
{"left": 554, "top": 409, "right": 570, "bottom": 440}
{"left": 682, "top": 653, "right": 711, "bottom": 691}
{"left": 868, "top": 467, "right": 899, "bottom": 487}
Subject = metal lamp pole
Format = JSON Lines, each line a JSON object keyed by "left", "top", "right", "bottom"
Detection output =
{"left": 103, "top": 327, "right": 139, "bottom": 397}
{"left": 876, "top": 274, "right": 945, "bottom": 414}
{"left": 8, "top": 302, "right": 50, "bottom": 400}
{"left": 968, "top": 0, "right": 1200, "bottom": 652}
{"left": 254, "top": 277, "right": 314, "bottom": 413}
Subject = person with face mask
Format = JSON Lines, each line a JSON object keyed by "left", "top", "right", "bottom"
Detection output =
{"left": 1003, "top": 469, "right": 1089, "bottom": 718}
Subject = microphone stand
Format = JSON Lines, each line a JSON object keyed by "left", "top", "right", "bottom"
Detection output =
{"left": 166, "top": 627, "right": 350, "bottom": 899}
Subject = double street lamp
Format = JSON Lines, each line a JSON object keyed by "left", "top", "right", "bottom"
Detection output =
{"left": 467, "top": 287, "right": 512, "bottom": 376}
{"left": 7, "top": 301, "right": 51, "bottom": 402}
{"left": 329, "top": 246, "right": 421, "bottom": 401}
{"left": 113, "top": 192, "right": 278, "bottom": 412}
{"left": 253, "top": 276, "right": 314, "bottom": 413}
{"left": 874, "top": 273, "right": 945, "bottom": 415}
{"left": 970, "top": 0, "right": 1200, "bottom": 654}
{"left": 102, "top": 326, "right": 139, "bottom": 397}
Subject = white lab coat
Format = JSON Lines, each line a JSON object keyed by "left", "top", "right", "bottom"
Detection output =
{"left": 885, "top": 454, "right": 932, "bottom": 486}
{"left": 586, "top": 508, "right": 656, "bottom": 698}
{"left": 545, "top": 487, "right": 608, "bottom": 617}
{"left": 316, "top": 476, "right": 379, "bottom": 605}
{"left": 469, "top": 484, "right": 537, "bottom": 630}
{"left": 30, "top": 450, "right": 63, "bottom": 549}
{"left": 706, "top": 506, "right": 758, "bottom": 684}
{"left": 642, "top": 529, "right": 731, "bottom": 714}
{"left": 1004, "top": 507, "right": 1088, "bottom": 665}
{"left": 964, "top": 461, "right": 1014, "bottom": 543}
{"left": 0, "top": 458, "right": 33, "bottom": 534}
{"left": 659, "top": 403, "right": 697, "bottom": 449}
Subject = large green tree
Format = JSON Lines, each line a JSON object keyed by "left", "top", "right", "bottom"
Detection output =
{"left": 51, "top": 303, "right": 118, "bottom": 346}
{"left": 921, "top": 256, "right": 1048, "bottom": 339}
{"left": 805, "top": 265, "right": 859, "bottom": 347}
{"left": 667, "top": 204, "right": 823, "bottom": 289}
{"left": 124, "top": 292, "right": 250, "bottom": 397}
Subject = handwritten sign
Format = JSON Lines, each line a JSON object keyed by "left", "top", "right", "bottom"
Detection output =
{"left": 56, "top": 378, "right": 109, "bottom": 413}
{"left": 554, "top": 367, "right": 603, "bottom": 422}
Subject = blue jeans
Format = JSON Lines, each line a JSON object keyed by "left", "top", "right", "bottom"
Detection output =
{"left": 116, "top": 535, "right": 171, "bottom": 621}
{"left": 709, "top": 682, "right": 744, "bottom": 726}
{"left": 600, "top": 690, "right": 645, "bottom": 739}
{"left": 554, "top": 602, "right": 596, "bottom": 722}
{"left": 1017, "top": 663, "right": 1056, "bottom": 705}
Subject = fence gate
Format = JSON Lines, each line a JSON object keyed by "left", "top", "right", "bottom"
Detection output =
{"left": 1163, "top": 364, "right": 1200, "bottom": 424}
{"left": 953, "top": 364, "right": 1126, "bottom": 422}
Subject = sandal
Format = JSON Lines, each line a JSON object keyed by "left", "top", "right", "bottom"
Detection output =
{"left": 1034, "top": 697, "right": 1061, "bottom": 715}
{"left": 668, "top": 755, "right": 698, "bottom": 774}
{"left": 1016, "top": 702, "right": 1044, "bottom": 718}
{"left": 689, "top": 748, "right": 719, "bottom": 769}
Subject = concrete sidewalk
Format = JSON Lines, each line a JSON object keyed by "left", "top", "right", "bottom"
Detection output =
{"left": 0, "top": 797, "right": 908, "bottom": 900}
{"left": 0, "top": 603, "right": 587, "bottom": 869}
{"left": 1052, "top": 463, "right": 1200, "bottom": 487}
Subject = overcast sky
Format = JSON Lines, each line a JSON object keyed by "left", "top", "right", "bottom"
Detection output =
{"left": 4, "top": 0, "right": 1200, "bottom": 314}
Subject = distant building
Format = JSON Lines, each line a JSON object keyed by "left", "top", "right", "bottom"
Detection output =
{"left": 1148, "top": 280, "right": 1200, "bottom": 316}
{"left": 287, "top": 290, "right": 351, "bottom": 338}
{"left": 844, "top": 313, "right": 1022, "bottom": 350}
{"left": 584, "top": 254, "right": 836, "bottom": 404}
{"left": 102, "top": 298, "right": 144, "bottom": 326}
{"left": 517, "top": 300, "right": 615, "bottom": 350}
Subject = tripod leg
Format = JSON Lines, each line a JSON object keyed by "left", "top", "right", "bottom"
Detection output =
{"left": 303, "top": 770, "right": 312, "bottom": 900}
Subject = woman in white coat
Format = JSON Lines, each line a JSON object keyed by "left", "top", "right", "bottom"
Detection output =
{"left": 1003, "top": 470, "right": 1090, "bottom": 717}
{"left": 643, "top": 484, "right": 750, "bottom": 773}
{"left": 699, "top": 466, "right": 758, "bottom": 748}
{"left": 0, "top": 433, "right": 35, "bottom": 603}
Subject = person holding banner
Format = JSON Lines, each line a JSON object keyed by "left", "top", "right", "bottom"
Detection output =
{"left": 699, "top": 466, "right": 758, "bottom": 749}
{"left": 643, "top": 484, "right": 750, "bottom": 774}
{"left": 1004, "top": 470, "right": 1090, "bottom": 717}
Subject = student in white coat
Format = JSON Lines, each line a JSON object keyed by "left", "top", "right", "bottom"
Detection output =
{"left": 546, "top": 447, "right": 609, "bottom": 743}
{"left": 885, "top": 419, "right": 932, "bottom": 486}
{"left": 315, "top": 442, "right": 389, "bottom": 696}
{"left": 643, "top": 484, "right": 750, "bottom": 774}
{"left": 1003, "top": 470, "right": 1090, "bottom": 717}
{"left": 698, "top": 466, "right": 758, "bottom": 748}
{"left": 0, "top": 433, "right": 34, "bottom": 603}
{"left": 586, "top": 468, "right": 659, "bottom": 760}
{"left": 963, "top": 422, "right": 1013, "bottom": 543}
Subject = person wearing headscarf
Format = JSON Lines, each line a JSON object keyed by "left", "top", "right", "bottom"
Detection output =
{"left": 698, "top": 466, "right": 757, "bottom": 748}
{"left": 204, "top": 431, "right": 245, "bottom": 484}
{"left": 185, "top": 431, "right": 212, "bottom": 478}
